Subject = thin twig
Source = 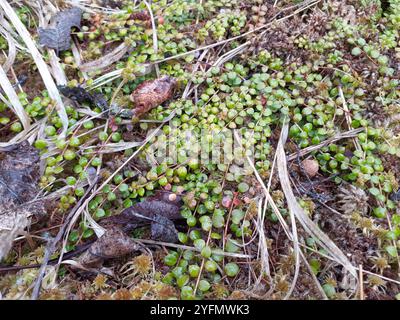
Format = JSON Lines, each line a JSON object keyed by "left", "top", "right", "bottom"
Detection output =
{"left": 287, "top": 128, "right": 363, "bottom": 161}
{"left": 359, "top": 264, "right": 364, "bottom": 300}
{"left": 143, "top": 0, "right": 160, "bottom": 77}
{"left": 135, "top": 238, "right": 252, "bottom": 259}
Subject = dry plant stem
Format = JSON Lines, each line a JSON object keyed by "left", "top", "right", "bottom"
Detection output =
{"left": 384, "top": 213, "right": 400, "bottom": 271}
{"left": 48, "top": 49, "right": 67, "bottom": 85}
{"left": 277, "top": 123, "right": 358, "bottom": 284}
{"left": 89, "top": 0, "right": 321, "bottom": 87}
{"left": 222, "top": 193, "right": 237, "bottom": 268}
{"left": 235, "top": 132, "right": 292, "bottom": 240}
{"left": 0, "top": 241, "right": 93, "bottom": 273}
{"left": 0, "top": 28, "right": 16, "bottom": 72}
{"left": 287, "top": 128, "right": 363, "bottom": 161}
{"left": 301, "top": 241, "right": 400, "bottom": 286}
{"left": 196, "top": 0, "right": 203, "bottom": 24}
{"left": 275, "top": 123, "right": 300, "bottom": 299}
{"left": 194, "top": 229, "right": 212, "bottom": 295}
{"left": 0, "top": 120, "right": 40, "bottom": 147}
{"left": 36, "top": 4, "right": 68, "bottom": 85}
{"left": 9, "top": 66, "right": 22, "bottom": 92}
{"left": 299, "top": 250, "right": 328, "bottom": 299}
{"left": 359, "top": 264, "right": 364, "bottom": 300}
{"left": 0, "top": 0, "right": 69, "bottom": 138}
{"left": 89, "top": 69, "right": 123, "bottom": 88}
{"left": 0, "top": 65, "right": 30, "bottom": 130}
{"left": 71, "top": 41, "right": 89, "bottom": 80}
{"left": 79, "top": 42, "right": 129, "bottom": 73}
{"left": 254, "top": 197, "right": 273, "bottom": 292}
{"left": 143, "top": 0, "right": 160, "bottom": 77}
{"left": 31, "top": 177, "right": 99, "bottom": 300}
{"left": 65, "top": 0, "right": 127, "bottom": 15}
{"left": 133, "top": 239, "right": 252, "bottom": 259}
{"left": 253, "top": 141, "right": 280, "bottom": 292}
{"left": 234, "top": 131, "right": 297, "bottom": 298}
{"left": 110, "top": 79, "right": 126, "bottom": 105}
{"left": 339, "top": 86, "right": 362, "bottom": 153}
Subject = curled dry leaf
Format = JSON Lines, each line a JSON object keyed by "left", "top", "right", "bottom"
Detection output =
{"left": 38, "top": 7, "right": 82, "bottom": 52}
{"left": 130, "top": 76, "right": 176, "bottom": 117}
{"left": 59, "top": 86, "right": 134, "bottom": 119}
{"left": 0, "top": 141, "right": 46, "bottom": 259}
{"left": 58, "top": 85, "right": 108, "bottom": 112}
{"left": 78, "top": 191, "right": 182, "bottom": 267}
{"left": 103, "top": 191, "right": 182, "bottom": 230}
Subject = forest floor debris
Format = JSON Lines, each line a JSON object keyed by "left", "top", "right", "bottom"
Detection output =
{"left": 0, "top": 0, "right": 400, "bottom": 300}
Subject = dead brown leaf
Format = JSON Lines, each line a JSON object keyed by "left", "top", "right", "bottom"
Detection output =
{"left": 0, "top": 141, "right": 46, "bottom": 259}
{"left": 130, "top": 76, "right": 176, "bottom": 117}
{"left": 78, "top": 191, "right": 183, "bottom": 267}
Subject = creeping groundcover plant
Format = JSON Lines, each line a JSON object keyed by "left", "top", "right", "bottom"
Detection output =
{"left": 0, "top": 0, "right": 400, "bottom": 300}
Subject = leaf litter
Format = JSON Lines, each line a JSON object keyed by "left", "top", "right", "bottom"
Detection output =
{"left": 130, "top": 76, "right": 177, "bottom": 118}
{"left": 1, "top": 0, "right": 400, "bottom": 301}
{"left": 38, "top": 7, "right": 82, "bottom": 52}
{"left": 0, "top": 141, "right": 47, "bottom": 259}
{"left": 78, "top": 191, "right": 182, "bottom": 267}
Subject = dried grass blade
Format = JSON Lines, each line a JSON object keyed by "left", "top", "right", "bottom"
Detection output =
{"left": 79, "top": 43, "right": 128, "bottom": 73}
{"left": 0, "top": 0, "right": 69, "bottom": 138}
{"left": 276, "top": 123, "right": 358, "bottom": 281}
{"left": 0, "top": 65, "right": 30, "bottom": 130}
{"left": 0, "top": 28, "right": 16, "bottom": 72}
{"left": 48, "top": 49, "right": 67, "bottom": 85}
{"left": 287, "top": 128, "right": 363, "bottom": 161}
{"left": 96, "top": 141, "right": 144, "bottom": 154}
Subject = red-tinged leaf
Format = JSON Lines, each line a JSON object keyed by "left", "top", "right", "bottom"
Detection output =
{"left": 109, "top": 118, "right": 119, "bottom": 132}
{"left": 261, "top": 95, "right": 267, "bottom": 106}
{"left": 222, "top": 196, "right": 232, "bottom": 208}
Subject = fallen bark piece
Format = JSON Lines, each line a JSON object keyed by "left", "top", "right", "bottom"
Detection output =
{"left": 38, "top": 7, "right": 82, "bottom": 52}
{"left": 0, "top": 141, "right": 46, "bottom": 259}
{"left": 130, "top": 76, "right": 176, "bottom": 117}
{"left": 78, "top": 192, "right": 182, "bottom": 267}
